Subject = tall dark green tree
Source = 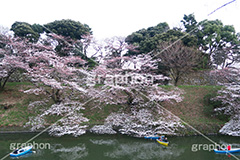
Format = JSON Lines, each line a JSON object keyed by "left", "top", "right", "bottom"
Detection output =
{"left": 125, "top": 22, "right": 170, "bottom": 54}
{"left": 181, "top": 14, "right": 240, "bottom": 68}
{"left": 197, "top": 20, "right": 239, "bottom": 68}
{"left": 31, "top": 23, "right": 44, "bottom": 34}
{"left": 44, "top": 19, "right": 92, "bottom": 40}
{"left": 44, "top": 19, "right": 92, "bottom": 57}
{"left": 126, "top": 22, "right": 198, "bottom": 55}
{"left": 11, "top": 22, "right": 42, "bottom": 42}
{"left": 181, "top": 13, "right": 198, "bottom": 33}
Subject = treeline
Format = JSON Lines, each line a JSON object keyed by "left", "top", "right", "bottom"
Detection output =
{"left": 125, "top": 14, "right": 240, "bottom": 69}
{"left": 2, "top": 13, "right": 240, "bottom": 86}
{"left": 8, "top": 14, "right": 240, "bottom": 70}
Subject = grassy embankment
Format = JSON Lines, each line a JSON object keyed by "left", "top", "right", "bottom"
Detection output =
{"left": 161, "top": 85, "right": 227, "bottom": 135}
{"left": 0, "top": 82, "right": 57, "bottom": 131}
{"left": 0, "top": 82, "right": 227, "bottom": 135}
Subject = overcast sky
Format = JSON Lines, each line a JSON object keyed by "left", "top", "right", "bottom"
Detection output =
{"left": 0, "top": 0, "right": 239, "bottom": 39}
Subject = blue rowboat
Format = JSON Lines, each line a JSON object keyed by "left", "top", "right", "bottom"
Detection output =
{"left": 144, "top": 136, "right": 160, "bottom": 140}
{"left": 214, "top": 148, "right": 240, "bottom": 154}
{"left": 10, "top": 146, "right": 33, "bottom": 157}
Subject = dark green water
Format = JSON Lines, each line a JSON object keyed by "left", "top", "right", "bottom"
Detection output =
{"left": 0, "top": 133, "right": 240, "bottom": 160}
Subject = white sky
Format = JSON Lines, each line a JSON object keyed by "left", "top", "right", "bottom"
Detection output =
{"left": 0, "top": 0, "right": 240, "bottom": 39}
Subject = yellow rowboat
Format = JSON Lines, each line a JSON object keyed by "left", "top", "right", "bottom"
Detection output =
{"left": 156, "top": 139, "right": 169, "bottom": 146}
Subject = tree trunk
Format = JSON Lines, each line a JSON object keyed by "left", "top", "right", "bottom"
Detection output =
{"left": 170, "top": 69, "right": 180, "bottom": 86}
{"left": 0, "top": 70, "right": 15, "bottom": 90}
{"left": 1, "top": 76, "right": 10, "bottom": 90}
{"left": 51, "top": 89, "right": 62, "bottom": 104}
{"left": 174, "top": 76, "right": 179, "bottom": 86}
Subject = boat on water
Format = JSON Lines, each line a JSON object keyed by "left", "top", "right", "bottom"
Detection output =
{"left": 156, "top": 139, "right": 169, "bottom": 147}
{"left": 145, "top": 135, "right": 169, "bottom": 146}
{"left": 10, "top": 146, "right": 33, "bottom": 157}
{"left": 144, "top": 136, "right": 160, "bottom": 140}
{"left": 214, "top": 148, "right": 240, "bottom": 154}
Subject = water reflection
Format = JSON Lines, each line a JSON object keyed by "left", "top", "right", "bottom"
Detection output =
{"left": 90, "top": 138, "right": 184, "bottom": 160}
{"left": 51, "top": 143, "right": 88, "bottom": 160}
{"left": 109, "top": 143, "right": 184, "bottom": 160}
{"left": 1, "top": 134, "right": 240, "bottom": 160}
{"left": 89, "top": 139, "right": 118, "bottom": 146}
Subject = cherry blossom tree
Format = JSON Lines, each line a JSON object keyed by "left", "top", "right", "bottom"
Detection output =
{"left": 104, "top": 36, "right": 129, "bottom": 57}
{"left": 25, "top": 101, "right": 89, "bottom": 137}
{"left": 24, "top": 39, "right": 87, "bottom": 103}
{"left": 89, "top": 36, "right": 138, "bottom": 65}
{"left": 0, "top": 26, "right": 12, "bottom": 36}
{"left": 211, "top": 68, "right": 240, "bottom": 115}
{"left": 0, "top": 33, "right": 87, "bottom": 100}
{"left": 211, "top": 67, "right": 240, "bottom": 136}
{"left": 0, "top": 35, "right": 31, "bottom": 90}
{"left": 14, "top": 35, "right": 91, "bottom": 136}
{"left": 86, "top": 53, "right": 184, "bottom": 137}
{"left": 80, "top": 33, "right": 93, "bottom": 58}
{"left": 1, "top": 33, "right": 90, "bottom": 136}
{"left": 87, "top": 53, "right": 181, "bottom": 108}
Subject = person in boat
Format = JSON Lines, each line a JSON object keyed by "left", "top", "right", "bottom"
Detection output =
{"left": 217, "top": 146, "right": 226, "bottom": 151}
{"left": 160, "top": 135, "right": 168, "bottom": 142}
{"left": 13, "top": 149, "right": 19, "bottom": 154}
{"left": 164, "top": 137, "right": 168, "bottom": 142}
